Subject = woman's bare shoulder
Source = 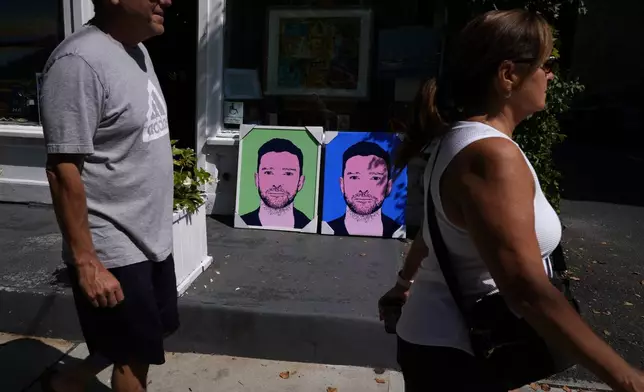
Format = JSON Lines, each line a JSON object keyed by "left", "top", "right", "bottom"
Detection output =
{"left": 450, "top": 136, "right": 527, "bottom": 180}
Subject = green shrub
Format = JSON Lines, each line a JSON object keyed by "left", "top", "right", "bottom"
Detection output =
{"left": 172, "top": 140, "right": 212, "bottom": 214}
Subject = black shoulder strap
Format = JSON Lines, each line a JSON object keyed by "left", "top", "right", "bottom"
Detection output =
{"left": 426, "top": 140, "right": 468, "bottom": 317}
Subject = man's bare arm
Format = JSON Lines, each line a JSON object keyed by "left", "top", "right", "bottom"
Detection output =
{"left": 46, "top": 154, "right": 124, "bottom": 308}
{"left": 46, "top": 154, "right": 96, "bottom": 264}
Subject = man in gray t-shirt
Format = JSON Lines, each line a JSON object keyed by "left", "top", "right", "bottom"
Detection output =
{"left": 40, "top": 1, "right": 177, "bottom": 391}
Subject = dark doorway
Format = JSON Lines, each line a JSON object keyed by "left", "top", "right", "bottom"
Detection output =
{"left": 146, "top": 2, "right": 198, "bottom": 150}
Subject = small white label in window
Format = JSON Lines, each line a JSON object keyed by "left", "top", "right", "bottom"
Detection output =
{"left": 223, "top": 101, "right": 244, "bottom": 125}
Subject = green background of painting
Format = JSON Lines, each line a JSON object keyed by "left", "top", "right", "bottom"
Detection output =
{"left": 238, "top": 128, "right": 320, "bottom": 220}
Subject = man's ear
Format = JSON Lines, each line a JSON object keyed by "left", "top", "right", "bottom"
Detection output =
{"left": 297, "top": 175, "right": 305, "bottom": 192}
{"left": 339, "top": 177, "right": 344, "bottom": 195}
{"left": 386, "top": 180, "right": 393, "bottom": 197}
{"left": 255, "top": 173, "right": 259, "bottom": 189}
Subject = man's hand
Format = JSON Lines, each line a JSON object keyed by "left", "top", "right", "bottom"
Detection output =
{"left": 46, "top": 154, "right": 123, "bottom": 308}
{"left": 76, "top": 260, "right": 124, "bottom": 308}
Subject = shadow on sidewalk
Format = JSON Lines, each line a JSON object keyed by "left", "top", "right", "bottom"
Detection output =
{"left": 0, "top": 338, "right": 110, "bottom": 392}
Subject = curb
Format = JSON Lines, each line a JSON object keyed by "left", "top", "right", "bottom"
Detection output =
{"left": 0, "top": 288, "right": 398, "bottom": 369}
{"left": 540, "top": 378, "right": 612, "bottom": 391}
{"left": 0, "top": 289, "right": 612, "bottom": 392}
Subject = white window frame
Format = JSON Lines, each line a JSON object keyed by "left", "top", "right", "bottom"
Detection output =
{"left": 198, "top": 0, "right": 235, "bottom": 151}
{"left": 0, "top": 0, "right": 94, "bottom": 139}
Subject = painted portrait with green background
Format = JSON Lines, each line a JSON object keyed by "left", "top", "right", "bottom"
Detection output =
{"left": 236, "top": 127, "right": 320, "bottom": 231}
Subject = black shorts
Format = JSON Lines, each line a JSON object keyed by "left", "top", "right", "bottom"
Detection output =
{"left": 397, "top": 336, "right": 504, "bottom": 392}
{"left": 68, "top": 256, "right": 180, "bottom": 365}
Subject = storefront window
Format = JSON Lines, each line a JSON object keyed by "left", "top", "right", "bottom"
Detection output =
{"left": 146, "top": 0, "right": 198, "bottom": 149}
{"left": 221, "top": 0, "right": 443, "bottom": 136}
{"left": 0, "top": 1, "right": 65, "bottom": 126}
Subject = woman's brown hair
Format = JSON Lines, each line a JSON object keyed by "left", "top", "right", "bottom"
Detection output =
{"left": 394, "top": 9, "right": 553, "bottom": 168}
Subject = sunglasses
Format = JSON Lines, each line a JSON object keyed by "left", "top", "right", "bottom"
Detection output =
{"left": 514, "top": 56, "right": 558, "bottom": 74}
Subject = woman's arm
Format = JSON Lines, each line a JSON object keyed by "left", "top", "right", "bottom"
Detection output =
{"left": 378, "top": 229, "right": 428, "bottom": 321}
{"left": 400, "top": 229, "right": 429, "bottom": 283}
{"left": 445, "top": 137, "right": 643, "bottom": 392}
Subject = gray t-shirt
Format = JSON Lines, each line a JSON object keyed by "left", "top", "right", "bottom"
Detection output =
{"left": 41, "top": 26, "right": 173, "bottom": 269}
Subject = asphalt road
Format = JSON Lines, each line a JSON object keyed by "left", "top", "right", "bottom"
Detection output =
{"left": 556, "top": 200, "right": 644, "bottom": 382}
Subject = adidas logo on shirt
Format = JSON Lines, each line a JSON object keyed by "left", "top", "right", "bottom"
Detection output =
{"left": 143, "top": 79, "right": 169, "bottom": 142}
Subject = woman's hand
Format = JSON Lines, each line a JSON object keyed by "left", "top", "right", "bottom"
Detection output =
{"left": 378, "top": 283, "right": 409, "bottom": 334}
{"left": 378, "top": 283, "right": 409, "bottom": 321}
{"left": 620, "top": 370, "right": 644, "bottom": 392}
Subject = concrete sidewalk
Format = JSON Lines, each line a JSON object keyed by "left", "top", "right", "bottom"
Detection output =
{"left": 0, "top": 333, "right": 610, "bottom": 392}
{"left": 1, "top": 332, "right": 403, "bottom": 392}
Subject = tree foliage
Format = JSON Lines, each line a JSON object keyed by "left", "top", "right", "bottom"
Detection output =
{"left": 467, "top": 0, "right": 586, "bottom": 19}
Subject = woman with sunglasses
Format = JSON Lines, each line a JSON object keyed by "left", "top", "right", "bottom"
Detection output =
{"left": 379, "top": 9, "right": 644, "bottom": 392}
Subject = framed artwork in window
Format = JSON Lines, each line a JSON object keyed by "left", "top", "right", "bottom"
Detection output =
{"left": 265, "top": 9, "right": 372, "bottom": 98}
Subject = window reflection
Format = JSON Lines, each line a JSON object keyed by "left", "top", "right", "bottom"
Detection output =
{"left": 0, "top": 1, "right": 64, "bottom": 125}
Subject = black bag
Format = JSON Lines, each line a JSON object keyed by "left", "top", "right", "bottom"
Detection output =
{"left": 426, "top": 141, "right": 579, "bottom": 390}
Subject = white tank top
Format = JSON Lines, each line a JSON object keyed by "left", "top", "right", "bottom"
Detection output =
{"left": 396, "top": 121, "right": 562, "bottom": 354}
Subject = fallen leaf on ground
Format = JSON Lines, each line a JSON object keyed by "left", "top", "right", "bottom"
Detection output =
{"left": 327, "top": 387, "right": 338, "bottom": 392}
{"left": 569, "top": 276, "right": 581, "bottom": 281}
{"left": 624, "top": 302, "right": 634, "bottom": 306}
{"left": 541, "top": 384, "right": 551, "bottom": 392}
{"left": 225, "top": 255, "right": 231, "bottom": 258}
{"left": 592, "top": 309, "right": 601, "bottom": 314}
{"left": 600, "top": 242, "right": 608, "bottom": 245}
{"left": 279, "top": 371, "right": 290, "bottom": 379}
{"left": 562, "top": 386, "right": 572, "bottom": 392}
{"left": 359, "top": 253, "right": 367, "bottom": 256}
{"left": 375, "top": 378, "right": 387, "bottom": 384}
{"left": 640, "top": 280, "right": 644, "bottom": 285}
{"left": 529, "top": 383, "right": 539, "bottom": 391}
{"left": 604, "top": 330, "right": 612, "bottom": 336}
{"left": 604, "top": 311, "right": 612, "bottom": 316}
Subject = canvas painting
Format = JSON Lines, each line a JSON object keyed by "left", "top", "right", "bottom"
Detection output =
{"left": 321, "top": 132, "right": 407, "bottom": 238}
{"left": 235, "top": 125, "right": 323, "bottom": 233}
